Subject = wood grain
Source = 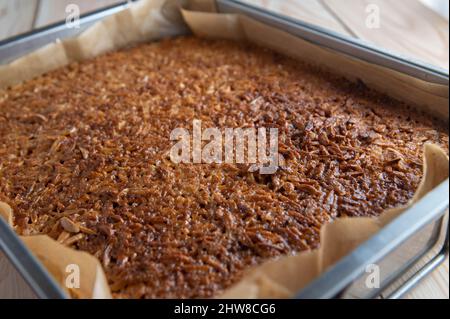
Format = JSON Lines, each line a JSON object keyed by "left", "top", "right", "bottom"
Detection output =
{"left": 0, "top": 0, "right": 38, "bottom": 40}
{"left": 242, "top": 0, "right": 351, "bottom": 35}
{"left": 322, "top": 0, "right": 449, "bottom": 69}
{"left": 404, "top": 258, "right": 449, "bottom": 299}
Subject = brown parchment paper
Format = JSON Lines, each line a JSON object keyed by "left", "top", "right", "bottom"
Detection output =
{"left": 0, "top": 0, "right": 448, "bottom": 299}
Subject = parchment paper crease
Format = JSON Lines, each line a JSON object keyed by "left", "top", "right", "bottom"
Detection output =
{"left": 0, "top": 0, "right": 448, "bottom": 299}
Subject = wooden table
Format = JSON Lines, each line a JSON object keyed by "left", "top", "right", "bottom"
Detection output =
{"left": 0, "top": 0, "right": 448, "bottom": 299}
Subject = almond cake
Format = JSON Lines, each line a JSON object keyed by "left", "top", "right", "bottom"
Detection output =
{"left": 0, "top": 36, "right": 448, "bottom": 298}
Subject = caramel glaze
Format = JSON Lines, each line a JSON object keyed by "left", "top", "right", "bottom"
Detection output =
{"left": 0, "top": 37, "right": 448, "bottom": 298}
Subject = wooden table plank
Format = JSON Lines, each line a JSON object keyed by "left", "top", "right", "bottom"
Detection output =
{"left": 0, "top": 0, "right": 38, "bottom": 41}
{"left": 242, "top": 0, "right": 351, "bottom": 35}
{"left": 322, "top": 0, "right": 449, "bottom": 69}
{"left": 405, "top": 258, "right": 449, "bottom": 299}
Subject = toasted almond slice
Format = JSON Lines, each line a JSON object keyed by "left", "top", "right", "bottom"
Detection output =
{"left": 61, "top": 209, "right": 84, "bottom": 216}
{"left": 48, "top": 219, "right": 61, "bottom": 237}
{"left": 103, "top": 244, "right": 112, "bottom": 267}
{"left": 57, "top": 231, "right": 71, "bottom": 243}
{"left": 79, "top": 146, "right": 89, "bottom": 159}
{"left": 63, "top": 233, "right": 84, "bottom": 246}
{"left": 60, "top": 217, "right": 80, "bottom": 233}
{"left": 79, "top": 225, "right": 97, "bottom": 235}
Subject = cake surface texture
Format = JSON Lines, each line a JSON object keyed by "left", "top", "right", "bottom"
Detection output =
{"left": 0, "top": 36, "right": 448, "bottom": 298}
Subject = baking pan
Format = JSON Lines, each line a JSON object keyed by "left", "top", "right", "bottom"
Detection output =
{"left": 0, "top": 1, "right": 135, "bottom": 65}
{"left": 0, "top": 0, "right": 448, "bottom": 299}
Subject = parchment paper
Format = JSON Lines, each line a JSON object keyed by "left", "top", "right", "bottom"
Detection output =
{"left": 0, "top": 0, "right": 448, "bottom": 299}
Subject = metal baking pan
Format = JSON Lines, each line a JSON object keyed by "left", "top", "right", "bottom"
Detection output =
{"left": 0, "top": 0, "right": 448, "bottom": 299}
